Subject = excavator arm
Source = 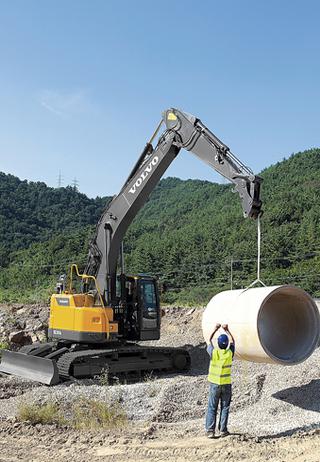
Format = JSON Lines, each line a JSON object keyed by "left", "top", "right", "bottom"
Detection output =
{"left": 86, "top": 108, "right": 262, "bottom": 303}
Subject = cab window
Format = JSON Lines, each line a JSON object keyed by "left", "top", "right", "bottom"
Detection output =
{"left": 140, "top": 280, "right": 158, "bottom": 320}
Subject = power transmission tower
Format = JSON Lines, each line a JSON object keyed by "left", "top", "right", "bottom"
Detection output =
{"left": 72, "top": 177, "right": 79, "bottom": 191}
{"left": 57, "top": 170, "right": 64, "bottom": 188}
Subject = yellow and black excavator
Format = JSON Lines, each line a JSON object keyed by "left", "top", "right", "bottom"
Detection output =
{"left": 0, "top": 108, "right": 262, "bottom": 385}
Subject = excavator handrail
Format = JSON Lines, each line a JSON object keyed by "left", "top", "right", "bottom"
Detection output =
{"left": 68, "top": 264, "right": 105, "bottom": 308}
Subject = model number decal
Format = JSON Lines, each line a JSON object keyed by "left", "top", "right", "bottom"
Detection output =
{"left": 53, "top": 330, "right": 62, "bottom": 335}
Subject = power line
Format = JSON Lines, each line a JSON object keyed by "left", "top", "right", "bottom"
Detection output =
{"left": 3, "top": 251, "right": 320, "bottom": 270}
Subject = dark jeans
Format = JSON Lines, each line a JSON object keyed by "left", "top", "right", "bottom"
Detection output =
{"left": 205, "top": 383, "right": 232, "bottom": 433}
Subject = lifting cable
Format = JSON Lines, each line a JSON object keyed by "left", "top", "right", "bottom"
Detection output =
{"left": 238, "top": 218, "right": 264, "bottom": 384}
{"left": 245, "top": 215, "right": 266, "bottom": 289}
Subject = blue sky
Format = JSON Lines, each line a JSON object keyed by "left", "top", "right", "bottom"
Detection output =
{"left": 0, "top": 0, "right": 319, "bottom": 197}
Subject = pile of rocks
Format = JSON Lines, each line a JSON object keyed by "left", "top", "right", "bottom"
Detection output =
{"left": 0, "top": 304, "right": 49, "bottom": 348}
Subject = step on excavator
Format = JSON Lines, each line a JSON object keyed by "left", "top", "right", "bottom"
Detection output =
{"left": 0, "top": 108, "right": 262, "bottom": 385}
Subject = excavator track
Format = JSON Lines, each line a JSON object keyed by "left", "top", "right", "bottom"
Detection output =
{"left": 56, "top": 348, "right": 118, "bottom": 380}
{"left": 0, "top": 343, "right": 190, "bottom": 385}
{"left": 56, "top": 345, "right": 191, "bottom": 381}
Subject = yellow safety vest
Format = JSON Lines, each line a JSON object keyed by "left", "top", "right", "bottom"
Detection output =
{"left": 208, "top": 348, "right": 233, "bottom": 385}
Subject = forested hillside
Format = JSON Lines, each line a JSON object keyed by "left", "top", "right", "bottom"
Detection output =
{"left": 0, "top": 148, "right": 320, "bottom": 304}
{"left": 0, "top": 173, "right": 108, "bottom": 266}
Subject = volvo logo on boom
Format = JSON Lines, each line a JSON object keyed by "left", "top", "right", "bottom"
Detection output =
{"left": 129, "top": 156, "right": 159, "bottom": 194}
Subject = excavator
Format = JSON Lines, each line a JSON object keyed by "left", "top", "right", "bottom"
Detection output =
{"left": 0, "top": 108, "right": 262, "bottom": 385}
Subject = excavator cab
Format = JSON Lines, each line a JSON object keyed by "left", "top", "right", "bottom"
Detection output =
{"left": 115, "top": 275, "right": 161, "bottom": 341}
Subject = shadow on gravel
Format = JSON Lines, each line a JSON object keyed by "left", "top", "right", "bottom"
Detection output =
{"left": 272, "top": 379, "right": 320, "bottom": 412}
{"left": 258, "top": 422, "right": 320, "bottom": 441}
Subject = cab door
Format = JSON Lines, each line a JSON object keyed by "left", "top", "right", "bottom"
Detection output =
{"left": 138, "top": 278, "right": 160, "bottom": 340}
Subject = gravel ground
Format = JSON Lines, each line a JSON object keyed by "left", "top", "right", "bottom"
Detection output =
{"left": 0, "top": 304, "right": 319, "bottom": 438}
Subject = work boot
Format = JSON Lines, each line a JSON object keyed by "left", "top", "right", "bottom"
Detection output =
{"left": 206, "top": 431, "right": 215, "bottom": 439}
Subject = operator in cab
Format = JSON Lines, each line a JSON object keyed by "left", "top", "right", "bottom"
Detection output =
{"left": 205, "top": 323, "right": 235, "bottom": 438}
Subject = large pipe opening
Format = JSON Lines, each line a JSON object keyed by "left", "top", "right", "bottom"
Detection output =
{"left": 258, "top": 287, "right": 319, "bottom": 364}
{"left": 202, "top": 285, "right": 320, "bottom": 365}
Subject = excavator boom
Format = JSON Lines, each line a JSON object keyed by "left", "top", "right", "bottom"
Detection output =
{"left": 86, "top": 108, "right": 262, "bottom": 304}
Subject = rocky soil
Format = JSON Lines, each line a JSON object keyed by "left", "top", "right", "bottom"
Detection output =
{"left": 0, "top": 303, "right": 48, "bottom": 347}
{"left": 0, "top": 419, "right": 320, "bottom": 462}
{"left": 0, "top": 303, "right": 319, "bottom": 461}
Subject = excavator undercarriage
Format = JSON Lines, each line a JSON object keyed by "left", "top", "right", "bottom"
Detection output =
{"left": 1, "top": 342, "right": 190, "bottom": 385}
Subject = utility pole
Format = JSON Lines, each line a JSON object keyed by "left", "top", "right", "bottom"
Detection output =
{"left": 230, "top": 256, "right": 233, "bottom": 290}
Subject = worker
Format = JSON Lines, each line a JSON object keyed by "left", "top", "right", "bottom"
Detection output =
{"left": 205, "top": 323, "right": 235, "bottom": 438}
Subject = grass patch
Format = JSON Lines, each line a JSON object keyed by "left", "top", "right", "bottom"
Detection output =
{"left": 17, "top": 398, "right": 127, "bottom": 430}
{"left": 143, "top": 371, "right": 159, "bottom": 398}
{"left": 72, "top": 398, "right": 127, "bottom": 430}
{"left": 17, "top": 403, "right": 65, "bottom": 426}
{"left": 0, "top": 340, "right": 10, "bottom": 350}
{"left": 161, "top": 284, "right": 228, "bottom": 307}
{"left": 96, "top": 367, "right": 109, "bottom": 386}
{"left": 0, "top": 340, "right": 10, "bottom": 358}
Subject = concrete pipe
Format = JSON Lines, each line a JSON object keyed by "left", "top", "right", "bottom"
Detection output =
{"left": 202, "top": 285, "right": 320, "bottom": 365}
{"left": 316, "top": 299, "right": 320, "bottom": 346}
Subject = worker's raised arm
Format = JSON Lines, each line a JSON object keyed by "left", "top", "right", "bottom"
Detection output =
{"left": 209, "top": 323, "right": 221, "bottom": 345}
{"left": 222, "top": 324, "right": 235, "bottom": 345}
